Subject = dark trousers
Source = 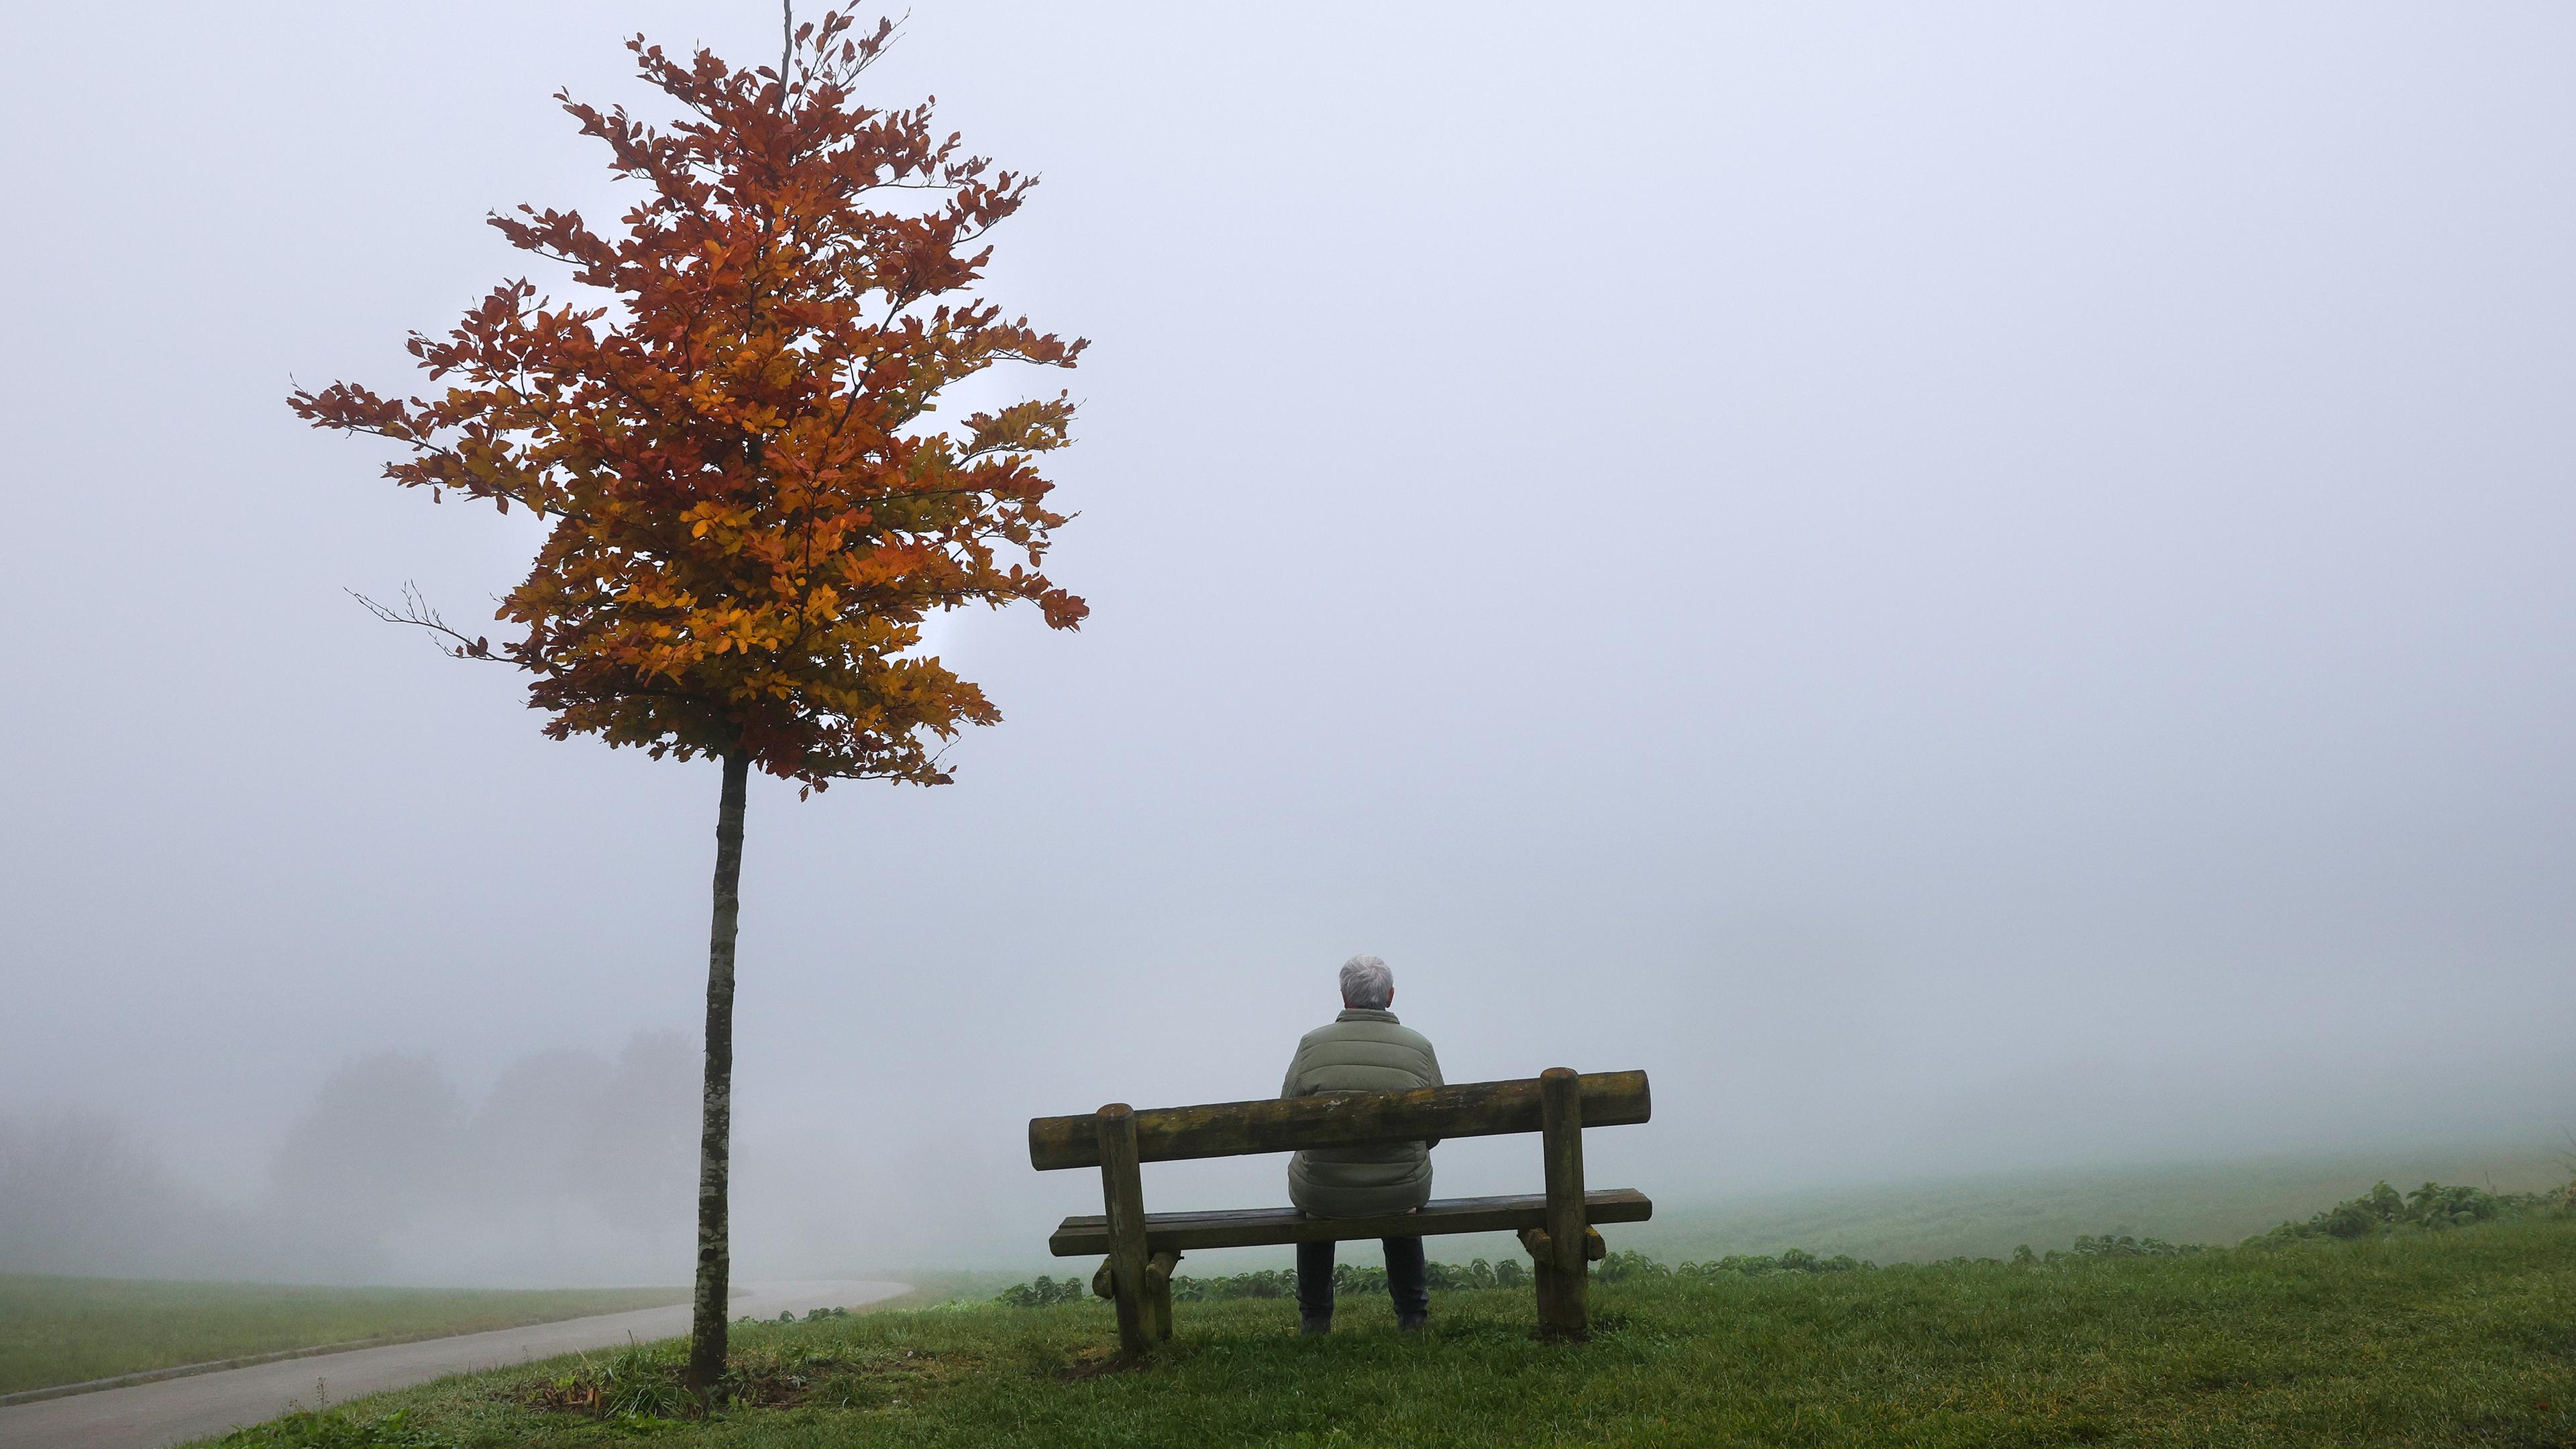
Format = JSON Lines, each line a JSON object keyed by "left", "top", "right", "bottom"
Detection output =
{"left": 1297, "top": 1236, "right": 1429, "bottom": 1323}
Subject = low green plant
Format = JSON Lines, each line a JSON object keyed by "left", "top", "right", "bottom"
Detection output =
{"left": 2049, "top": 1232, "right": 2205, "bottom": 1259}
{"left": 1597, "top": 1248, "right": 1665, "bottom": 1282}
{"left": 526, "top": 1341, "right": 700, "bottom": 1419}
{"left": 2247, "top": 1178, "right": 2561, "bottom": 1245}
{"left": 994, "top": 1275, "right": 1090, "bottom": 1308}
{"left": 1676, "top": 1246, "right": 1872, "bottom": 1277}
{"left": 1002, "top": 1256, "right": 1536, "bottom": 1307}
{"left": 524, "top": 1332, "right": 914, "bottom": 1417}
{"left": 1170, "top": 1268, "right": 1293, "bottom": 1303}
{"left": 1426, "top": 1256, "right": 1528, "bottom": 1292}
{"left": 737, "top": 1304, "right": 857, "bottom": 1326}
{"left": 209, "top": 1407, "right": 452, "bottom": 1448}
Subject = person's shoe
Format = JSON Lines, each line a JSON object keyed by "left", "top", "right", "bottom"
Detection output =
{"left": 1397, "top": 1313, "right": 1428, "bottom": 1333}
{"left": 1299, "top": 1313, "right": 1333, "bottom": 1336}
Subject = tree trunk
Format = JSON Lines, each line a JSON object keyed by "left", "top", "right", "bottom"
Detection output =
{"left": 686, "top": 751, "right": 751, "bottom": 1397}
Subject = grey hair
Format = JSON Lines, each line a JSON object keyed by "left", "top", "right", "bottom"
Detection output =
{"left": 1339, "top": 955, "right": 1394, "bottom": 1009}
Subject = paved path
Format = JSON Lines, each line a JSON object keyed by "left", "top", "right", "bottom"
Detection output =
{"left": 0, "top": 1279, "right": 908, "bottom": 1449}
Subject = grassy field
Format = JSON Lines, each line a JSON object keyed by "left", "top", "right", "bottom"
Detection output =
{"left": 190, "top": 1213, "right": 2576, "bottom": 1448}
{"left": 1620, "top": 1146, "right": 2573, "bottom": 1266}
{"left": 0, "top": 1278, "right": 688, "bottom": 1396}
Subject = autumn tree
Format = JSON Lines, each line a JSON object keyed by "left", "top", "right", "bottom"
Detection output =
{"left": 290, "top": 8, "right": 1085, "bottom": 1393}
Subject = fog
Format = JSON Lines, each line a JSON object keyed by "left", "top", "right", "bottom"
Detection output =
{"left": 2, "top": 2, "right": 2570, "bottom": 1285}
{"left": 2, "top": 1036, "right": 694, "bottom": 1283}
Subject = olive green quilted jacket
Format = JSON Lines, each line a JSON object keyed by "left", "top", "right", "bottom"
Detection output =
{"left": 1279, "top": 1008, "right": 1445, "bottom": 1218}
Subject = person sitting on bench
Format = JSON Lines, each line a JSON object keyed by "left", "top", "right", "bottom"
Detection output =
{"left": 1281, "top": 954, "right": 1446, "bottom": 1334}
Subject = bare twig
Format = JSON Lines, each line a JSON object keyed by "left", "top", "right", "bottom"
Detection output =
{"left": 347, "top": 583, "right": 508, "bottom": 662}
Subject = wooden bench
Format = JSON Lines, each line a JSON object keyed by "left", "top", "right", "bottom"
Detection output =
{"left": 1028, "top": 1066, "right": 1652, "bottom": 1356}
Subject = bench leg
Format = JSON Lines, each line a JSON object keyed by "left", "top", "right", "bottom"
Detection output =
{"left": 1532, "top": 1255, "right": 1567, "bottom": 1336}
{"left": 1096, "top": 1104, "right": 1153, "bottom": 1359}
{"left": 1145, "top": 1250, "right": 1180, "bottom": 1341}
{"left": 1092, "top": 1248, "right": 1181, "bottom": 1342}
{"left": 1521, "top": 1228, "right": 1609, "bottom": 1337}
{"left": 1537, "top": 1067, "right": 1590, "bottom": 1340}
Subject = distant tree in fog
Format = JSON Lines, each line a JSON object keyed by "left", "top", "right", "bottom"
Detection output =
{"left": 0, "top": 1038, "right": 700, "bottom": 1284}
{"left": 0, "top": 1107, "right": 244, "bottom": 1277}
{"left": 259, "top": 1037, "right": 698, "bottom": 1283}
{"left": 268, "top": 1053, "right": 464, "bottom": 1277}
{"left": 289, "top": 5, "right": 1085, "bottom": 1374}
{"left": 575, "top": 1032, "right": 699, "bottom": 1234}
{"left": 469, "top": 1032, "right": 696, "bottom": 1238}
{"left": 0, "top": 1108, "right": 167, "bottom": 1273}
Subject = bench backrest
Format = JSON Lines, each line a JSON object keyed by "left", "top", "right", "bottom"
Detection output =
{"left": 1027, "top": 1069, "right": 1650, "bottom": 1171}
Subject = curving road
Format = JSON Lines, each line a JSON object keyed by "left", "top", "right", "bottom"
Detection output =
{"left": 0, "top": 1279, "right": 908, "bottom": 1449}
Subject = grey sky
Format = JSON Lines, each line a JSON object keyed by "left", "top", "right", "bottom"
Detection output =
{"left": 2, "top": 3, "right": 2569, "bottom": 1278}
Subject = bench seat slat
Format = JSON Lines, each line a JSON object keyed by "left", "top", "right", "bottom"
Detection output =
{"left": 1047, "top": 1187, "right": 1652, "bottom": 1256}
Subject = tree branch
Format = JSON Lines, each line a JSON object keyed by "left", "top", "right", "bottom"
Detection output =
{"left": 348, "top": 583, "right": 509, "bottom": 662}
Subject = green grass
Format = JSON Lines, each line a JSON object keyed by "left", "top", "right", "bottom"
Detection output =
{"left": 0, "top": 1277, "right": 688, "bottom": 1396}
{"left": 185, "top": 1214, "right": 2576, "bottom": 1448}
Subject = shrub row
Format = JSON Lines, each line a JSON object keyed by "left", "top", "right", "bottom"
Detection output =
{"left": 995, "top": 1257, "right": 1536, "bottom": 1307}
{"left": 2245, "top": 1179, "right": 2561, "bottom": 1245}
